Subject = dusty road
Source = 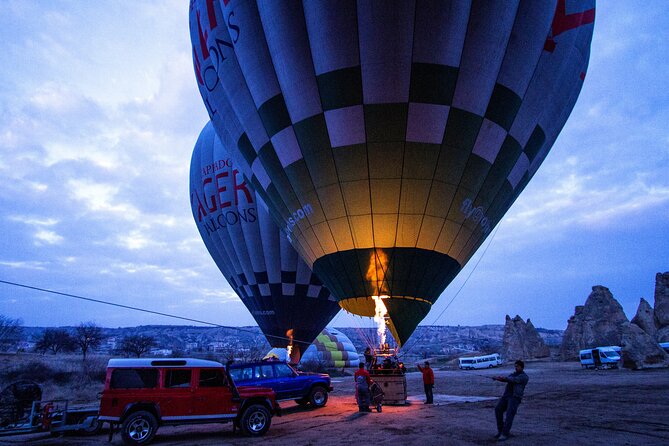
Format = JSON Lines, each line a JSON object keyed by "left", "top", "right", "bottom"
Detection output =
{"left": 2, "top": 361, "right": 668, "bottom": 445}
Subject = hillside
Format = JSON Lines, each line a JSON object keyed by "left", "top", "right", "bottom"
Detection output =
{"left": 15, "top": 324, "right": 563, "bottom": 361}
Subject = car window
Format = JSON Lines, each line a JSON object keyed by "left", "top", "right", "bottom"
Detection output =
{"left": 165, "top": 369, "right": 192, "bottom": 388}
{"left": 254, "top": 365, "right": 274, "bottom": 379}
{"left": 110, "top": 369, "right": 158, "bottom": 389}
{"left": 230, "top": 366, "right": 253, "bottom": 382}
{"left": 274, "top": 363, "right": 294, "bottom": 378}
{"left": 199, "top": 369, "right": 228, "bottom": 387}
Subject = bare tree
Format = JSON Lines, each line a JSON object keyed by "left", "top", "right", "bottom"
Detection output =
{"left": 34, "top": 328, "right": 76, "bottom": 354}
{"left": 0, "top": 315, "right": 23, "bottom": 351}
{"left": 119, "top": 335, "right": 156, "bottom": 358}
{"left": 74, "top": 322, "right": 105, "bottom": 361}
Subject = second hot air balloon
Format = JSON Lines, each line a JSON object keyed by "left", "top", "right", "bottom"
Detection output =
{"left": 190, "top": 121, "right": 341, "bottom": 363}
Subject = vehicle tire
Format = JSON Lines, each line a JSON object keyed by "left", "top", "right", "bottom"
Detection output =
{"left": 80, "top": 416, "right": 103, "bottom": 436}
{"left": 308, "top": 386, "right": 328, "bottom": 408}
{"left": 295, "top": 398, "right": 309, "bottom": 406}
{"left": 121, "top": 411, "right": 158, "bottom": 445}
{"left": 239, "top": 404, "right": 271, "bottom": 437}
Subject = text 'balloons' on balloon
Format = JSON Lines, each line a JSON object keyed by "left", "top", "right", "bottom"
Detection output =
{"left": 189, "top": 0, "right": 595, "bottom": 345}
{"left": 189, "top": 122, "right": 341, "bottom": 362}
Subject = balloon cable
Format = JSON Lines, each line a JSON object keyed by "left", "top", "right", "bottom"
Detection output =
{"left": 0, "top": 279, "right": 302, "bottom": 345}
{"left": 399, "top": 221, "right": 502, "bottom": 358}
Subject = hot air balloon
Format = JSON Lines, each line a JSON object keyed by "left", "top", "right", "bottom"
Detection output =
{"left": 265, "top": 328, "right": 360, "bottom": 368}
{"left": 189, "top": 0, "right": 595, "bottom": 346}
{"left": 190, "top": 121, "right": 341, "bottom": 363}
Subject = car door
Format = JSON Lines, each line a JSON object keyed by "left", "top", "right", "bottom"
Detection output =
{"left": 254, "top": 364, "right": 278, "bottom": 394}
{"left": 191, "top": 368, "right": 236, "bottom": 419}
{"left": 159, "top": 368, "right": 194, "bottom": 420}
{"left": 273, "top": 363, "right": 301, "bottom": 400}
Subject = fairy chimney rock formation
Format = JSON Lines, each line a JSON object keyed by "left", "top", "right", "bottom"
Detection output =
{"left": 621, "top": 322, "right": 669, "bottom": 370}
{"left": 631, "top": 298, "right": 657, "bottom": 338}
{"left": 654, "top": 272, "right": 669, "bottom": 328}
{"left": 502, "top": 315, "right": 550, "bottom": 361}
{"left": 559, "top": 286, "right": 629, "bottom": 360}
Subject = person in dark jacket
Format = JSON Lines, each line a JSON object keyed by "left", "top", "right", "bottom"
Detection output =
{"left": 492, "top": 360, "right": 529, "bottom": 441}
{"left": 416, "top": 361, "right": 435, "bottom": 404}
{"left": 364, "top": 347, "right": 373, "bottom": 370}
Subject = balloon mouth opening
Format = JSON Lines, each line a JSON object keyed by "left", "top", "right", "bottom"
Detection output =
{"left": 339, "top": 296, "right": 432, "bottom": 347}
{"left": 338, "top": 295, "right": 432, "bottom": 316}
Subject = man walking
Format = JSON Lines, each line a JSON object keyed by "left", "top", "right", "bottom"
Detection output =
{"left": 354, "top": 362, "right": 372, "bottom": 412}
{"left": 493, "top": 360, "right": 529, "bottom": 441}
{"left": 416, "top": 361, "right": 434, "bottom": 404}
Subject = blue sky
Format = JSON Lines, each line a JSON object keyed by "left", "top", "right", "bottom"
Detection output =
{"left": 0, "top": 1, "right": 667, "bottom": 332}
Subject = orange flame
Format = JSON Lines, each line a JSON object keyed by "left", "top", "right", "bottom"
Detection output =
{"left": 285, "top": 328, "right": 294, "bottom": 357}
{"left": 365, "top": 249, "right": 389, "bottom": 296}
{"left": 365, "top": 249, "right": 390, "bottom": 348}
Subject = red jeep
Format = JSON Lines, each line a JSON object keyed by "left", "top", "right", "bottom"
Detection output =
{"left": 98, "top": 358, "right": 280, "bottom": 445}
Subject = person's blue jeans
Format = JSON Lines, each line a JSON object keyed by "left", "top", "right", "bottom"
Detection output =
{"left": 495, "top": 396, "right": 521, "bottom": 435}
{"left": 357, "top": 385, "right": 370, "bottom": 411}
{"left": 424, "top": 384, "right": 433, "bottom": 403}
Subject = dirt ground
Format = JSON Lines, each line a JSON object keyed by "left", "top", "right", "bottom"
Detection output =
{"left": 2, "top": 360, "right": 668, "bottom": 446}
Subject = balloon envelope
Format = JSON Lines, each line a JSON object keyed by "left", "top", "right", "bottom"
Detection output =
{"left": 189, "top": 0, "right": 595, "bottom": 345}
{"left": 190, "top": 121, "right": 341, "bottom": 361}
{"left": 266, "top": 328, "right": 360, "bottom": 368}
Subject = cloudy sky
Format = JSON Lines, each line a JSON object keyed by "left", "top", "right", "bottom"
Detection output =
{"left": 1, "top": 1, "right": 667, "bottom": 334}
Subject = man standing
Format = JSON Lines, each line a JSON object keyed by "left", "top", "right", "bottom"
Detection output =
{"left": 492, "top": 360, "right": 529, "bottom": 441}
{"left": 354, "top": 362, "right": 372, "bottom": 412}
{"left": 416, "top": 361, "right": 434, "bottom": 404}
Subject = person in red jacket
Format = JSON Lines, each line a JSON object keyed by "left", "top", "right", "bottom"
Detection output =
{"left": 354, "top": 362, "right": 372, "bottom": 412}
{"left": 416, "top": 361, "right": 435, "bottom": 404}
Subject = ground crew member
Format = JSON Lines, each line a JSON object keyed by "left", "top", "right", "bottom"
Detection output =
{"left": 492, "top": 360, "right": 529, "bottom": 441}
{"left": 416, "top": 361, "right": 434, "bottom": 404}
{"left": 354, "top": 362, "right": 372, "bottom": 412}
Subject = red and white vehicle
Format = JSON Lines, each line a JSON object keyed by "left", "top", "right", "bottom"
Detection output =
{"left": 98, "top": 358, "right": 280, "bottom": 445}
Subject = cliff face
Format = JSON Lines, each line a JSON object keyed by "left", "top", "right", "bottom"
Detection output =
{"left": 502, "top": 315, "right": 550, "bottom": 361}
{"left": 654, "top": 272, "right": 669, "bottom": 335}
{"left": 559, "top": 286, "right": 628, "bottom": 360}
{"left": 621, "top": 272, "right": 669, "bottom": 369}
{"left": 631, "top": 298, "right": 656, "bottom": 338}
{"left": 621, "top": 322, "right": 668, "bottom": 370}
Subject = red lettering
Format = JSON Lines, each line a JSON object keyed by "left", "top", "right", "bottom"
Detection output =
{"left": 233, "top": 169, "right": 253, "bottom": 205}
{"left": 206, "top": 0, "right": 218, "bottom": 29}
{"left": 551, "top": 0, "right": 595, "bottom": 37}
{"left": 216, "top": 172, "right": 232, "bottom": 209}
{"left": 192, "top": 48, "right": 204, "bottom": 85}
{"left": 545, "top": 0, "right": 595, "bottom": 53}
{"left": 191, "top": 190, "right": 208, "bottom": 222}
{"left": 196, "top": 9, "right": 210, "bottom": 59}
{"left": 203, "top": 177, "right": 217, "bottom": 212}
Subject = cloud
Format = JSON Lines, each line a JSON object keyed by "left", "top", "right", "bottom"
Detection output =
{"left": 8, "top": 216, "right": 58, "bottom": 226}
{"left": 505, "top": 166, "right": 669, "bottom": 235}
{"left": 34, "top": 229, "right": 64, "bottom": 245}
{"left": 0, "top": 260, "right": 48, "bottom": 270}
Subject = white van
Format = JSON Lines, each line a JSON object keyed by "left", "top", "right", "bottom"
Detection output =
{"left": 579, "top": 346, "right": 621, "bottom": 369}
{"left": 458, "top": 353, "right": 503, "bottom": 370}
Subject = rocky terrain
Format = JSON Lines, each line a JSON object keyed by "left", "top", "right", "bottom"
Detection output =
{"left": 559, "top": 273, "right": 669, "bottom": 369}
{"left": 501, "top": 315, "right": 550, "bottom": 360}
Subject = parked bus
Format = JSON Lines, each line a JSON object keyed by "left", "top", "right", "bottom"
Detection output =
{"left": 579, "top": 346, "right": 621, "bottom": 369}
{"left": 458, "top": 354, "right": 503, "bottom": 370}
